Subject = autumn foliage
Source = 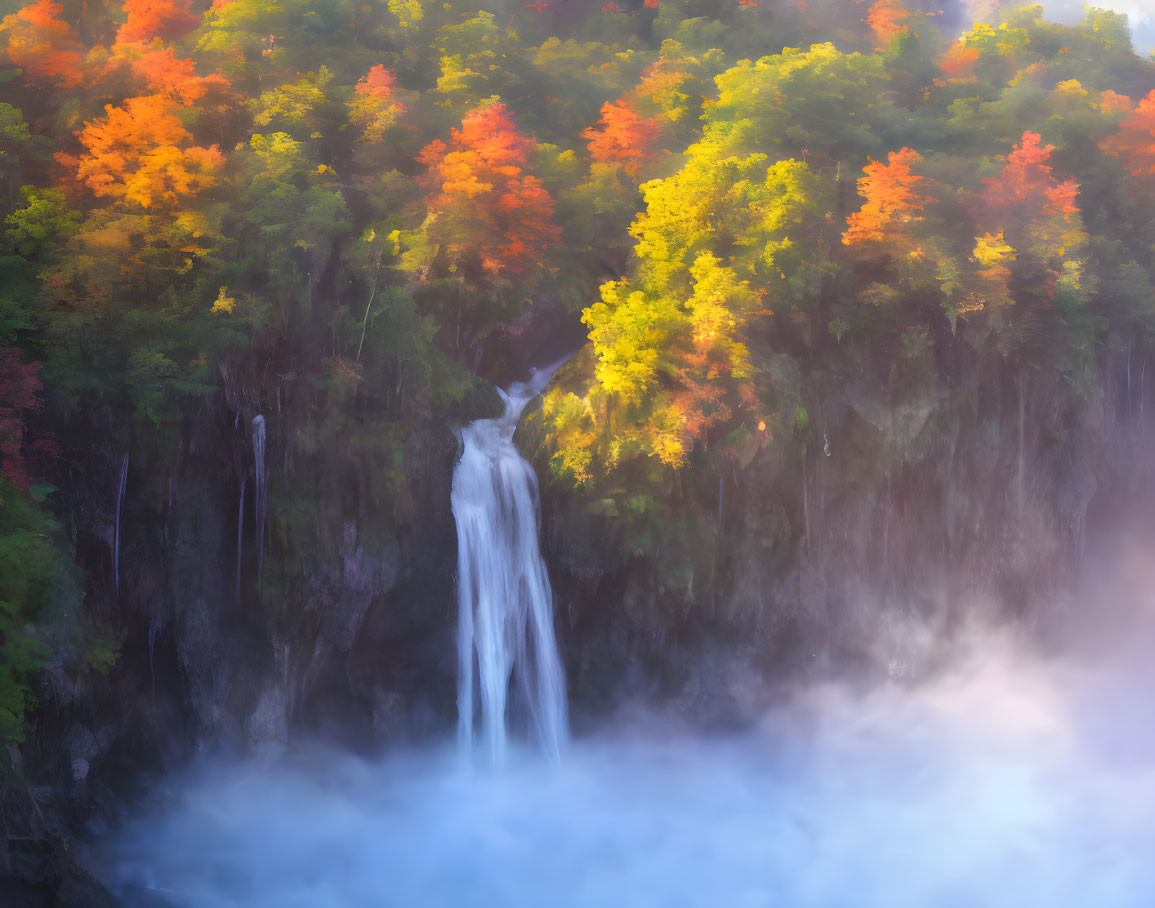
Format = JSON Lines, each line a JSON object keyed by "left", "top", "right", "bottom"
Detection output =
{"left": 115, "top": 0, "right": 199, "bottom": 47}
{"left": 414, "top": 102, "right": 560, "bottom": 279}
{"left": 74, "top": 95, "right": 224, "bottom": 209}
{"left": 349, "top": 65, "right": 406, "bottom": 143}
{"left": 865, "top": 0, "right": 909, "bottom": 48}
{"left": 939, "top": 40, "right": 978, "bottom": 80}
{"left": 843, "top": 148, "right": 928, "bottom": 247}
{"left": 1098, "top": 89, "right": 1132, "bottom": 115}
{"left": 1102, "top": 90, "right": 1155, "bottom": 177}
{"left": 1, "top": 0, "right": 84, "bottom": 85}
{"left": 982, "top": 131, "right": 1079, "bottom": 219}
{"left": 582, "top": 100, "right": 662, "bottom": 177}
{"left": 127, "top": 45, "right": 230, "bottom": 104}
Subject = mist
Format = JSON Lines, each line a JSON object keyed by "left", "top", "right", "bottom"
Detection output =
{"left": 1038, "top": 0, "right": 1155, "bottom": 50}
{"left": 93, "top": 530, "right": 1155, "bottom": 908}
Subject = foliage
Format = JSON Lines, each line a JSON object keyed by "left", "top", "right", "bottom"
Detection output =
{"left": 0, "top": 0, "right": 1149, "bottom": 669}
{"left": 843, "top": 148, "right": 928, "bottom": 248}
{"left": 399, "top": 100, "right": 560, "bottom": 286}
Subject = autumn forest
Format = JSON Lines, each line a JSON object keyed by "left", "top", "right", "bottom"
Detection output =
{"left": 3, "top": 0, "right": 1155, "bottom": 900}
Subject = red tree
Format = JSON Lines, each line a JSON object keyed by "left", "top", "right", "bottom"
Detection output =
{"left": 1099, "top": 90, "right": 1132, "bottom": 115}
{"left": 415, "top": 102, "right": 560, "bottom": 279}
{"left": 983, "top": 131, "right": 1078, "bottom": 218}
{"left": 1, "top": 0, "right": 85, "bottom": 86}
{"left": 843, "top": 147, "right": 929, "bottom": 247}
{"left": 128, "top": 45, "right": 229, "bottom": 104}
{"left": 582, "top": 99, "right": 662, "bottom": 177}
{"left": 1102, "top": 90, "right": 1155, "bottom": 177}
{"left": 115, "top": 0, "right": 199, "bottom": 46}
{"left": 865, "top": 0, "right": 909, "bottom": 48}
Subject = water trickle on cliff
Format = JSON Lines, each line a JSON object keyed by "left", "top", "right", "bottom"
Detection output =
{"left": 114, "top": 451, "right": 129, "bottom": 597}
{"left": 236, "top": 476, "right": 246, "bottom": 604}
{"left": 252, "top": 415, "right": 268, "bottom": 585}
{"left": 452, "top": 369, "right": 567, "bottom": 764}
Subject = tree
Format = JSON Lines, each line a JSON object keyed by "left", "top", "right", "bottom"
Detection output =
{"left": 982, "top": 131, "right": 1078, "bottom": 218}
{"left": 115, "top": 0, "right": 200, "bottom": 47}
{"left": 980, "top": 131, "right": 1084, "bottom": 265}
{"left": 239, "top": 129, "right": 350, "bottom": 273}
{"left": 1102, "top": 90, "right": 1155, "bottom": 177}
{"left": 0, "top": 104, "right": 50, "bottom": 215}
{"left": 619, "top": 40, "right": 720, "bottom": 150}
{"left": 125, "top": 44, "right": 230, "bottom": 105}
{"left": 349, "top": 65, "right": 407, "bottom": 144}
{"left": 843, "top": 148, "right": 928, "bottom": 248}
{"left": 72, "top": 94, "right": 224, "bottom": 210}
{"left": 864, "top": 0, "right": 909, "bottom": 49}
{"left": 705, "top": 43, "right": 883, "bottom": 164}
{"left": 975, "top": 131, "right": 1089, "bottom": 358}
{"left": 582, "top": 99, "right": 662, "bottom": 177}
{"left": 403, "top": 101, "right": 560, "bottom": 283}
{"left": 433, "top": 12, "right": 522, "bottom": 107}
{"left": 0, "top": 0, "right": 85, "bottom": 86}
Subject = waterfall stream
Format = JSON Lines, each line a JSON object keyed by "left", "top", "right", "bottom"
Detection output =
{"left": 114, "top": 451, "right": 129, "bottom": 596}
{"left": 451, "top": 372, "right": 567, "bottom": 764}
{"left": 252, "top": 415, "right": 267, "bottom": 585}
{"left": 236, "top": 476, "right": 246, "bottom": 604}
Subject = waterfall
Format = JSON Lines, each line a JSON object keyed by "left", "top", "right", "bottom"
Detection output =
{"left": 452, "top": 372, "right": 567, "bottom": 765}
{"left": 252, "top": 416, "right": 267, "bottom": 584}
{"left": 114, "top": 451, "right": 129, "bottom": 596}
{"left": 236, "top": 476, "right": 246, "bottom": 603}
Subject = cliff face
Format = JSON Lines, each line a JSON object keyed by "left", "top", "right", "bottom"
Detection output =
{"left": 538, "top": 348, "right": 1155, "bottom": 728}
{"left": 4, "top": 379, "right": 474, "bottom": 902}
{"left": 5, "top": 333, "right": 1154, "bottom": 902}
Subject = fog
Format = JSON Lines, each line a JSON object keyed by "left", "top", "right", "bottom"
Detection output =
{"left": 92, "top": 533, "right": 1155, "bottom": 908}
{"left": 1038, "top": 1, "right": 1155, "bottom": 51}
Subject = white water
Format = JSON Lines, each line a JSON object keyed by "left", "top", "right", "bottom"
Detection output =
{"left": 252, "top": 415, "right": 267, "bottom": 584}
{"left": 452, "top": 371, "right": 567, "bottom": 763}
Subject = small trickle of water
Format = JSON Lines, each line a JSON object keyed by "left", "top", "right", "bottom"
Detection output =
{"left": 148, "top": 617, "right": 162, "bottom": 685}
{"left": 236, "top": 476, "right": 246, "bottom": 603}
{"left": 252, "top": 415, "right": 267, "bottom": 584}
{"left": 114, "top": 451, "right": 129, "bottom": 596}
{"left": 452, "top": 370, "right": 567, "bottom": 764}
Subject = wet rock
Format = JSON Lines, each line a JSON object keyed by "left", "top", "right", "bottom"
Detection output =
{"left": 246, "top": 683, "right": 289, "bottom": 759}
{"left": 320, "top": 521, "right": 400, "bottom": 652}
{"left": 52, "top": 857, "right": 116, "bottom": 908}
{"left": 0, "top": 844, "right": 115, "bottom": 908}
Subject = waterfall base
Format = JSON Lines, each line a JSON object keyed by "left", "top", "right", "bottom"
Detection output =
{"left": 91, "top": 626, "right": 1155, "bottom": 907}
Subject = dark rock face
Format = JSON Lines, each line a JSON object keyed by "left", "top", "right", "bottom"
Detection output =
{"left": 8, "top": 337, "right": 1154, "bottom": 897}
{"left": 7, "top": 390, "right": 470, "bottom": 896}
{"left": 0, "top": 847, "right": 115, "bottom": 908}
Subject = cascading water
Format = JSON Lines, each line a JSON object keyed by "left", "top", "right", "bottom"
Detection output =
{"left": 252, "top": 415, "right": 267, "bottom": 584}
{"left": 452, "top": 370, "right": 567, "bottom": 764}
